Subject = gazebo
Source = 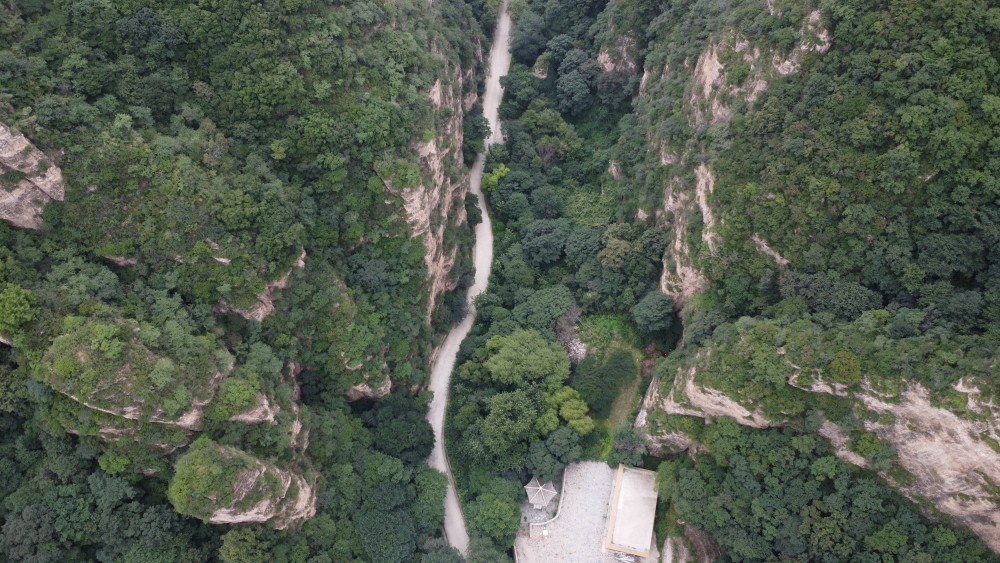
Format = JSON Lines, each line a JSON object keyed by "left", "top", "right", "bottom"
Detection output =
{"left": 524, "top": 477, "right": 558, "bottom": 509}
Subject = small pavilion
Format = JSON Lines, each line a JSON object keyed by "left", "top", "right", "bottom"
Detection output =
{"left": 524, "top": 477, "right": 558, "bottom": 509}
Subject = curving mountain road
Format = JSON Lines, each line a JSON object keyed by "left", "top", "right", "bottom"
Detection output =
{"left": 425, "top": 1, "right": 512, "bottom": 556}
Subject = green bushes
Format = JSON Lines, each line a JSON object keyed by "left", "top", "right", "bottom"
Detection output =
{"left": 659, "top": 422, "right": 996, "bottom": 562}
{"left": 571, "top": 349, "right": 637, "bottom": 418}
{"left": 631, "top": 291, "right": 676, "bottom": 335}
{"left": 361, "top": 391, "right": 435, "bottom": 466}
{"left": 780, "top": 272, "right": 883, "bottom": 321}
{"left": 0, "top": 283, "right": 36, "bottom": 337}
{"left": 168, "top": 438, "right": 256, "bottom": 520}
{"left": 483, "top": 330, "right": 570, "bottom": 388}
{"left": 527, "top": 426, "right": 582, "bottom": 481}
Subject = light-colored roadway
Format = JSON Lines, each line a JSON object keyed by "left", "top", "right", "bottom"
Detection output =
{"left": 425, "top": 0, "right": 513, "bottom": 556}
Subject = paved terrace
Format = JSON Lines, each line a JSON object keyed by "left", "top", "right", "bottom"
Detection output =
{"left": 514, "top": 462, "right": 660, "bottom": 563}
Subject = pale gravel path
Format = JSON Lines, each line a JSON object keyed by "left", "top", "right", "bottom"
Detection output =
{"left": 425, "top": 1, "right": 512, "bottom": 555}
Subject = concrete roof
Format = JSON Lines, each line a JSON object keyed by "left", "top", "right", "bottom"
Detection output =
{"left": 603, "top": 465, "right": 658, "bottom": 557}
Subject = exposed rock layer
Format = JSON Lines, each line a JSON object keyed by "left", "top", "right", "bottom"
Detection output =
{"left": 618, "top": 9, "right": 831, "bottom": 308}
{"left": 200, "top": 444, "right": 317, "bottom": 529}
{"left": 0, "top": 122, "right": 65, "bottom": 229}
{"left": 403, "top": 63, "right": 478, "bottom": 321}
{"left": 638, "top": 366, "right": 1000, "bottom": 552}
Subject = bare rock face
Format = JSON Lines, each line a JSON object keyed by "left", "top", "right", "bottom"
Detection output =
{"left": 171, "top": 439, "right": 316, "bottom": 529}
{"left": 345, "top": 375, "right": 392, "bottom": 401}
{"left": 216, "top": 248, "right": 306, "bottom": 322}
{"left": 829, "top": 380, "right": 1000, "bottom": 552}
{"left": 0, "top": 123, "right": 65, "bottom": 229}
{"left": 639, "top": 359, "right": 1000, "bottom": 552}
{"left": 620, "top": 10, "right": 830, "bottom": 309}
{"left": 657, "top": 527, "right": 725, "bottom": 563}
{"left": 658, "top": 177, "right": 709, "bottom": 307}
{"left": 686, "top": 12, "right": 830, "bottom": 128}
{"left": 597, "top": 34, "right": 638, "bottom": 74}
{"left": 635, "top": 378, "right": 697, "bottom": 456}
{"left": 228, "top": 392, "right": 279, "bottom": 424}
{"left": 400, "top": 62, "right": 478, "bottom": 322}
{"left": 209, "top": 456, "right": 317, "bottom": 529}
{"left": 657, "top": 165, "right": 720, "bottom": 305}
{"left": 645, "top": 357, "right": 770, "bottom": 429}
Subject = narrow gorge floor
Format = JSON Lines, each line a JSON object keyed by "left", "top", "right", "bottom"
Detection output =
{"left": 424, "top": 0, "right": 512, "bottom": 555}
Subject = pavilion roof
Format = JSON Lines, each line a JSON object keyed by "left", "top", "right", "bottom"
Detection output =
{"left": 525, "top": 477, "right": 558, "bottom": 507}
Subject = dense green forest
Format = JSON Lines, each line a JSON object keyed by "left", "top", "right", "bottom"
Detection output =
{"left": 2, "top": 0, "right": 1000, "bottom": 560}
{"left": 446, "top": 0, "right": 1000, "bottom": 559}
{"left": 658, "top": 420, "right": 996, "bottom": 561}
{"left": 0, "top": 0, "right": 486, "bottom": 560}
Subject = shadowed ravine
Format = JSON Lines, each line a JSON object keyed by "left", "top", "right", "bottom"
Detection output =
{"left": 425, "top": 0, "right": 512, "bottom": 555}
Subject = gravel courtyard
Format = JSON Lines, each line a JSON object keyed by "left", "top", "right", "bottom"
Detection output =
{"left": 514, "top": 462, "right": 660, "bottom": 563}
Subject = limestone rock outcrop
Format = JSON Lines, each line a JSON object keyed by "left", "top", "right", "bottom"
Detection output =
{"left": 638, "top": 363, "right": 1000, "bottom": 552}
{"left": 170, "top": 439, "right": 316, "bottom": 529}
{"left": 0, "top": 123, "right": 64, "bottom": 229}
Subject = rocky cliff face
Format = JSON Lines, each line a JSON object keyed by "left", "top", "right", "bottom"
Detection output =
{"left": 401, "top": 62, "right": 479, "bottom": 322}
{"left": 214, "top": 248, "right": 307, "bottom": 322}
{"left": 638, "top": 356, "right": 1000, "bottom": 551}
{"left": 659, "top": 526, "right": 723, "bottom": 563}
{"left": 346, "top": 45, "right": 480, "bottom": 400}
{"left": 0, "top": 122, "right": 64, "bottom": 229}
{"left": 599, "top": 3, "right": 830, "bottom": 308}
{"left": 208, "top": 450, "right": 317, "bottom": 528}
{"left": 807, "top": 378, "right": 1000, "bottom": 551}
{"left": 169, "top": 439, "right": 317, "bottom": 529}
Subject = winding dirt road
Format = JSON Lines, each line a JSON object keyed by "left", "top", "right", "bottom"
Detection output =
{"left": 425, "top": 1, "right": 512, "bottom": 555}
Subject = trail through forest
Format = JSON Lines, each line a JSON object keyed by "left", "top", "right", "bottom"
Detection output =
{"left": 425, "top": 0, "right": 512, "bottom": 555}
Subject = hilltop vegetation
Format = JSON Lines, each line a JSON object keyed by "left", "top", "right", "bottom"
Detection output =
{"left": 594, "top": 0, "right": 1000, "bottom": 557}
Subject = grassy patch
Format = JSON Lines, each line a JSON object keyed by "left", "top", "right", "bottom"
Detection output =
{"left": 562, "top": 187, "right": 615, "bottom": 227}
{"left": 607, "top": 374, "right": 644, "bottom": 428}
{"left": 579, "top": 314, "right": 643, "bottom": 360}
{"left": 582, "top": 421, "right": 613, "bottom": 461}
{"left": 576, "top": 314, "right": 649, "bottom": 431}
{"left": 981, "top": 432, "right": 1000, "bottom": 454}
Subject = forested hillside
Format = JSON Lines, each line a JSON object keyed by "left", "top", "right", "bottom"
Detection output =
{"left": 2, "top": 0, "right": 999, "bottom": 561}
{"left": 447, "top": 0, "right": 1000, "bottom": 560}
{"left": 0, "top": 0, "right": 486, "bottom": 560}
{"left": 599, "top": 0, "right": 1000, "bottom": 557}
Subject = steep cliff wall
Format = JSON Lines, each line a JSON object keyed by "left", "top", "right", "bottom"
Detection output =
{"left": 404, "top": 64, "right": 479, "bottom": 321}
{"left": 599, "top": 2, "right": 829, "bottom": 308}
{"left": 637, "top": 315, "right": 1000, "bottom": 551}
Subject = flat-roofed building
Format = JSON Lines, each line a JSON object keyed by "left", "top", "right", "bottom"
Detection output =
{"left": 603, "top": 464, "right": 658, "bottom": 558}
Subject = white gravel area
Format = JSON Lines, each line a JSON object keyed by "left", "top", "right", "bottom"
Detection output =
{"left": 514, "top": 462, "right": 660, "bottom": 563}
